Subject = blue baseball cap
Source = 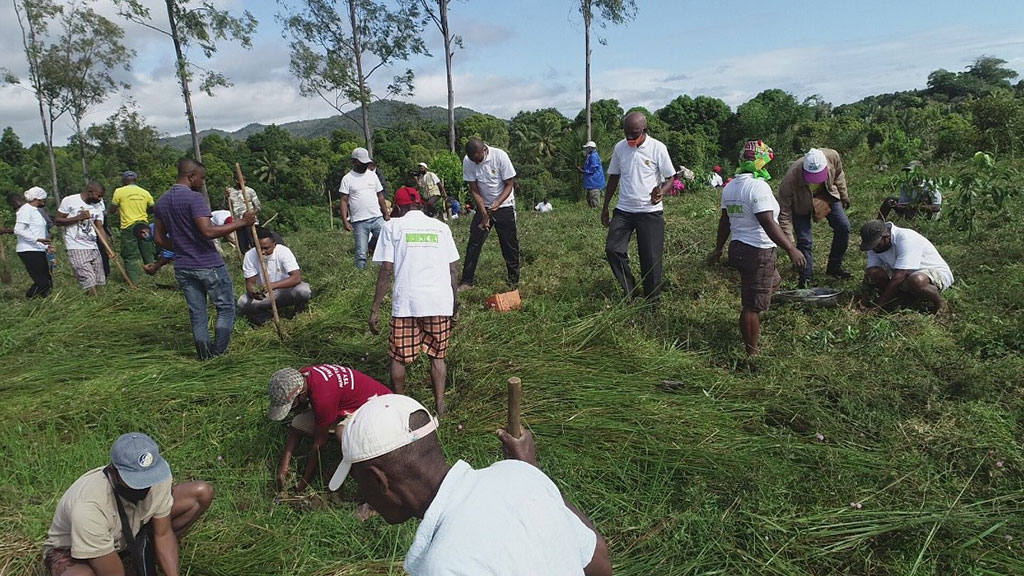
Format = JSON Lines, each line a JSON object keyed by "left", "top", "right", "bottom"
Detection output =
{"left": 110, "top": 433, "right": 171, "bottom": 489}
{"left": 122, "top": 171, "right": 138, "bottom": 180}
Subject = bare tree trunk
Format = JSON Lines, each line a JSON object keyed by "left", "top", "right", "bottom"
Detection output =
{"left": 166, "top": 0, "right": 209, "bottom": 204}
{"left": 349, "top": 0, "right": 373, "bottom": 156}
{"left": 15, "top": 0, "right": 61, "bottom": 202}
{"left": 584, "top": 0, "right": 592, "bottom": 142}
{"left": 75, "top": 116, "right": 88, "bottom": 183}
{"left": 440, "top": 0, "right": 456, "bottom": 153}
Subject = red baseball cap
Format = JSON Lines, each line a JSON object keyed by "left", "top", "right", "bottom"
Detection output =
{"left": 394, "top": 187, "right": 423, "bottom": 206}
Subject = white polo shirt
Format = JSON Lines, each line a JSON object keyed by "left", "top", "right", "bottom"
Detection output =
{"left": 866, "top": 222, "right": 953, "bottom": 286}
{"left": 463, "top": 146, "right": 517, "bottom": 209}
{"left": 339, "top": 170, "right": 384, "bottom": 223}
{"left": 721, "top": 174, "right": 779, "bottom": 249}
{"left": 404, "top": 460, "right": 597, "bottom": 576}
{"left": 243, "top": 244, "right": 300, "bottom": 284}
{"left": 373, "top": 210, "right": 460, "bottom": 317}
{"left": 607, "top": 135, "right": 675, "bottom": 213}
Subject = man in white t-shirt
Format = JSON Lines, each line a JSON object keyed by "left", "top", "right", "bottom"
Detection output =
{"left": 459, "top": 138, "right": 520, "bottom": 290}
{"left": 370, "top": 188, "right": 459, "bottom": 415}
{"left": 534, "top": 198, "right": 554, "bottom": 213}
{"left": 858, "top": 219, "right": 953, "bottom": 314}
{"left": 602, "top": 111, "right": 676, "bottom": 301}
{"left": 328, "top": 394, "right": 612, "bottom": 576}
{"left": 707, "top": 141, "right": 806, "bottom": 355}
{"left": 56, "top": 181, "right": 108, "bottom": 294}
{"left": 340, "top": 147, "right": 390, "bottom": 269}
{"left": 237, "top": 227, "right": 311, "bottom": 325}
{"left": 42, "top": 433, "right": 213, "bottom": 576}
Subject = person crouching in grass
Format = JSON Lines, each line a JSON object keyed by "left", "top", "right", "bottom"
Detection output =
{"left": 267, "top": 365, "right": 392, "bottom": 495}
{"left": 237, "top": 227, "right": 311, "bottom": 325}
{"left": 857, "top": 219, "right": 953, "bottom": 315}
{"left": 707, "top": 140, "right": 806, "bottom": 356}
{"left": 42, "top": 433, "right": 212, "bottom": 576}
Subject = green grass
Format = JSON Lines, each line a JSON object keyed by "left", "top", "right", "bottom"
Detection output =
{"left": 1, "top": 170, "right": 1022, "bottom": 575}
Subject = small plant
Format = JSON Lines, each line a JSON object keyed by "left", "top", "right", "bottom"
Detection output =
{"left": 948, "top": 152, "right": 1021, "bottom": 237}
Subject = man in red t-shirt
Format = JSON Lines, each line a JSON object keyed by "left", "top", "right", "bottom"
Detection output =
{"left": 267, "top": 365, "right": 391, "bottom": 492}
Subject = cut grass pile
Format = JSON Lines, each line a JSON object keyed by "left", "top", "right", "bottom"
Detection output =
{"left": 1, "top": 168, "right": 1022, "bottom": 575}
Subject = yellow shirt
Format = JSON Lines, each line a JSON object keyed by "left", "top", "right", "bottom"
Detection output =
{"left": 43, "top": 467, "right": 173, "bottom": 558}
{"left": 111, "top": 184, "right": 155, "bottom": 229}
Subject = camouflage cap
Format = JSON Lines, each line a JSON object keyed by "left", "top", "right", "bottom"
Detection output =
{"left": 267, "top": 368, "right": 305, "bottom": 421}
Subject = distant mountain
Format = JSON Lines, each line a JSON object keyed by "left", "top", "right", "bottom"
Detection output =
{"left": 160, "top": 100, "right": 482, "bottom": 149}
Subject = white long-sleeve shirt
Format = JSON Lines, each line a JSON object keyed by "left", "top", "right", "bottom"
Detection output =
{"left": 15, "top": 204, "right": 48, "bottom": 252}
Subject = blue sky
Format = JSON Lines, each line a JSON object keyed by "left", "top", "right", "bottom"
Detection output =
{"left": 2, "top": 0, "right": 1023, "bottom": 143}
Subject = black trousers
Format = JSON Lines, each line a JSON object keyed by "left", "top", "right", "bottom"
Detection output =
{"left": 237, "top": 226, "right": 256, "bottom": 254}
{"left": 461, "top": 206, "right": 520, "bottom": 286}
{"left": 605, "top": 209, "right": 665, "bottom": 300}
{"left": 18, "top": 251, "right": 52, "bottom": 299}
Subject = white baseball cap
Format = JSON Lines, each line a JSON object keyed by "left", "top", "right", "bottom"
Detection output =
{"left": 582, "top": 141, "right": 597, "bottom": 149}
{"left": 418, "top": 162, "right": 429, "bottom": 169}
{"left": 328, "top": 394, "right": 438, "bottom": 491}
{"left": 802, "top": 148, "right": 828, "bottom": 183}
{"left": 351, "top": 147, "right": 373, "bottom": 164}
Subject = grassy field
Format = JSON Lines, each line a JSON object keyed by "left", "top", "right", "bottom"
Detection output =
{"left": 1, "top": 167, "right": 1022, "bottom": 575}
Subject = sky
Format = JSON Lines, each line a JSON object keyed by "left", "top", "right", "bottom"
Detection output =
{"left": 2, "top": 0, "right": 1023, "bottom": 145}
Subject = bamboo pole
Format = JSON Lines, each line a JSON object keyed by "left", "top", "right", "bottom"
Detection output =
{"left": 92, "top": 219, "right": 134, "bottom": 288}
{"left": 506, "top": 376, "right": 522, "bottom": 438}
{"left": 235, "top": 163, "right": 284, "bottom": 340}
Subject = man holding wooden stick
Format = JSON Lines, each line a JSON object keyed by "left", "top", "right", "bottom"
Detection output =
{"left": 55, "top": 181, "right": 108, "bottom": 295}
{"left": 154, "top": 158, "right": 255, "bottom": 360}
{"left": 328, "top": 394, "right": 612, "bottom": 576}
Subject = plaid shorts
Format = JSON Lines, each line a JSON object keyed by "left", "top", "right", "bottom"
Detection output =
{"left": 67, "top": 249, "right": 106, "bottom": 289}
{"left": 729, "top": 241, "right": 782, "bottom": 312}
{"left": 389, "top": 316, "right": 451, "bottom": 363}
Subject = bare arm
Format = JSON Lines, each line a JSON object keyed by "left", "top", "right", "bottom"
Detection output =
{"left": 271, "top": 269, "right": 302, "bottom": 291}
{"left": 297, "top": 425, "right": 331, "bottom": 491}
{"left": 756, "top": 211, "right": 806, "bottom": 270}
{"left": 876, "top": 269, "right": 911, "bottom": 309}
{"left": 707, "top": 210, "right": 732, "bottom": 264}
{"left": 368, "top": 262, "right": 393, "bottom": 334}
{"left": 151, "top": 514, "right": 180, "bottom": 576}
{"left": 55, "top": 210, "right": 91, "bottom": 226}
{"left": 87, "top": 551, "right": 127, "bottom": 576}
{"left": 340, "top": 196, "right": 352, "bottom": 231}
{"left": 488, "top": 178, "right": 515, "bottom": 212}
{"left": 193, "top": 213, "right": 254, "bottom": 240}
{"left": 277, "top": 427, "right": 303, "bottom": 492}
{"left": 154, "top": 218, "right": 171, "bottom": 250}
{"left": 377, "top": 192, "right": 390, "bottom": 221}
{"left": 450, "top": 261, "right": 459, "bottom": 321}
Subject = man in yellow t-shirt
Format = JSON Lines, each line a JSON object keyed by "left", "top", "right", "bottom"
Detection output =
{"left": 110, "top": 171, "right": 155, "bottom": 283}
{"left": 42, "top": 433, "right": 213, "bottom": 576}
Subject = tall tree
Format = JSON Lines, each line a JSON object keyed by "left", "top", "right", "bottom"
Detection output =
{"left": 282, "top": 0, "right": 429, "bottom": 157}
{"left": 115, "top": 0, "right": 257, "bottom": 200}
{"left": 419, "top": 0, "right": 461, "bottom": 152}
{"left": 578, "top": 0, "right": 636, "bottom": 142}
{"left": 48, "top": 1, "right": 133, "bottom": 183}
{"left": 6, "top": 0, "right": 63, "bottom": 200}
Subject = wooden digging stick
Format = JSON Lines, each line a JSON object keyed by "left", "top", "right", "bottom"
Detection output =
{"left": 235, "top": 163, "right": 284, "bottom": 340}
{"left": 507, "top": 377, "right": 523, "bottom": 438}
{"left": 92, "top": 220, "right": 134, "bottom": 288}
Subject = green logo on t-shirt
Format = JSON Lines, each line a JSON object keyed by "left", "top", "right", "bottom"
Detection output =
{"left": 406, "top": 232, "right": 439, "bottom": 243}
{"left": 726, "top": 204, "right": 744, "bottom": 214}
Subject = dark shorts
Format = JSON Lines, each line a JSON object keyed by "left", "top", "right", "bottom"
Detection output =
{"left": 44, "top": 548, "right": 84, "bottom": 576}
{"left": 728, "top": 241, "right": 781, "bottom": 312}
{"left": 389, "top": 316, "right": 451, "bottom": 363}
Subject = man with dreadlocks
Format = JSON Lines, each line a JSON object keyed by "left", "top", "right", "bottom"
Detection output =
{"left": 707, "top": 140, "right": 806, "bottom": 356}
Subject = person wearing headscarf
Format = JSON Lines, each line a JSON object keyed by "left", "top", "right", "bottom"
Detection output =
{"left": 14, "top": 187, "right": 54, "bottom": 298}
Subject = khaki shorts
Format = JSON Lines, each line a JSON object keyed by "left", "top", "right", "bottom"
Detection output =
{"left": 728, "top": 241, "right": 781, "bottom": 312}
{"left": 389, "top": 316, "right": 451, "bottom": 363}
{"left": 290, "top": 410, "right": 352, "bottom": 435}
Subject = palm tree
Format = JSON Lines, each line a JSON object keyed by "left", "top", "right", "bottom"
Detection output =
{"left": 254, "top": 151, "right": 289, "bottom": 193}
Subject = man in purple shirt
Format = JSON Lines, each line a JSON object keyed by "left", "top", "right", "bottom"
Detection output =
{"left": 154, "top": 158, "right": 255, "bottom": 359}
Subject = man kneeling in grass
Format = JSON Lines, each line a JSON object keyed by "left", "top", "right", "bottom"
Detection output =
{"left": 237, "top": 227, "right": 311, "bottom": 325}
{"left": 42, "top": 433, "right": 213, "bottom": 576}
{"left": 328, "top": 394, "right": 612, "bottom": 576}
{"left": 858, "top": 219, "right": 953, "bottom": 315}
{"left": 267, "top": 365, "right": 392, "bottom": 495}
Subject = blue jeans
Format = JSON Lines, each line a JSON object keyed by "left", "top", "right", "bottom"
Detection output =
{"left": 351, "top": 216, "right": 384, "bottom": 269}
{"left": 793, "top": 199, "right": 850, "bottom": 283}
{"left": 174, "top": 265, "right": 235, "bottom": 360}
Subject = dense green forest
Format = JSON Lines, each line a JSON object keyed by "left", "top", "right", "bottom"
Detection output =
{"left": 2, "top": 56, "right": 1022, "bottom": 232}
